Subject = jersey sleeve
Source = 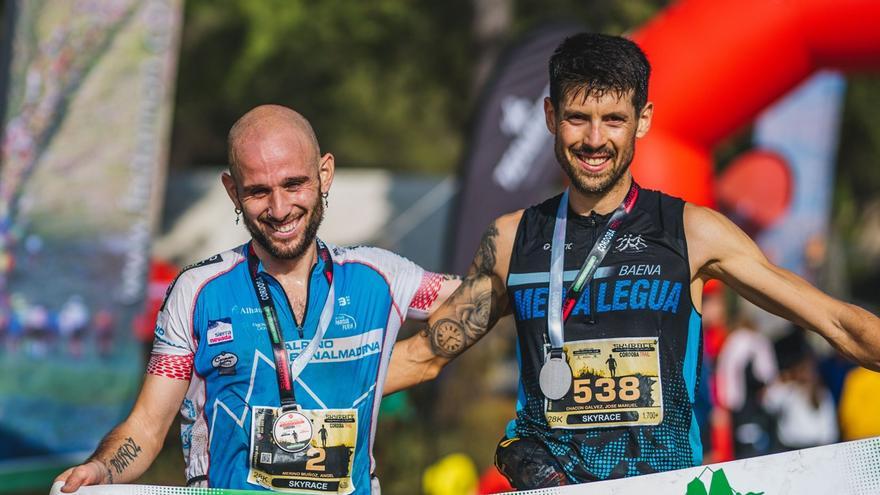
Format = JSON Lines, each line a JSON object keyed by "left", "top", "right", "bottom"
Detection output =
{"left": 340, "top": 246, "right": 426, "bottom": 322}
{"left": 147, "top": 271, "right": 197, "bottom": 380}
{"left": 408, "top": 271, "right": 448, "bottom": 320}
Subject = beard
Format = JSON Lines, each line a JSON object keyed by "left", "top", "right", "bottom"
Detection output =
{"left": 242, "top": 193, "right": 324, "bottom": 261}
{"left": 554, "top": 137, "right": 635, "bottom": 195}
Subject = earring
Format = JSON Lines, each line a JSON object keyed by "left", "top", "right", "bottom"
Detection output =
{"left": 321, "top": 192, "right": 329, "bottom": 209}
{"left": 234, "top": 207, "right": 242, "bottom": 225}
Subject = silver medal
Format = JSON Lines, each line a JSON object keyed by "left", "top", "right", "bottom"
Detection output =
{"left": 539, "top": 355, "right": 573, "bottom": 400}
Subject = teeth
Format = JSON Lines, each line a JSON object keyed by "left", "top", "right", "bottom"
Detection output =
{"left": 578, "top": 155, "right": 610, "bottom": 166}
{"left": 273, "top": 221, "right": 297, "bottom": 233}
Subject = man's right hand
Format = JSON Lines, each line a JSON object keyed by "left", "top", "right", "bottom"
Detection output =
{"left": 54, "top": 459, "right": 110, "bottom": 492}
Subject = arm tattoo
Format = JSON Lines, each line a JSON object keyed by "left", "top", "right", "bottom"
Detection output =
{"left": 473, "top": 221, "right": 499, "bottom": 275}
{"left": 425, "top": 221, "right": 505, "bottom": 358}
{"left": 107, "top": 437, "right": 142, "bottom": 476}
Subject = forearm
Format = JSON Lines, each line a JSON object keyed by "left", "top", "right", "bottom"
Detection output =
{"left": 57, "top": 374, "right": 188, "bottom": 491}
{"left": 384, "top": 334, "right": 447, "bottom": 395}
{"left": 724, "top": 262, "right": 880, "bottom": 370}
{"left": 831, "top": 302, "right": 880, "bottom": 371}
{"left": 87, "top": 419, "right": 164, "bottom": 484}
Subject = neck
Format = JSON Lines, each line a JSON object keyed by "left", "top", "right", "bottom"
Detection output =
{"left": 253, "top": 240, "right": 318, "bottom": 281}
{"left": 568, "top": 173, "right": 633, "bottom": 216}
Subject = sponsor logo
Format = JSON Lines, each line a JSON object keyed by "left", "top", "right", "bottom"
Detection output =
{"left": 597, "top": 228, "right": 617, "bottom": 252}
{"left": 338, "top": 295, "right": 351, "bottom": 307}
{"left": 334, "top": 313, "right": 357, "bottom": 331}
{"left": 255, "top": 277, "right": 270, "bottom": 301}
{"left": 231, "top": 305, "right": 262, "bottom": 315}
{"left": 542, "top": 242, "right": 573, "bottom": 251}
{"left": 207, "top": 318, "right": 234, "bottom": 345}
{"left": 211, "top": 351, "right": 238, "bottom": 375}
{"left": 615, "top": 233, "right": 648, "bottom": 253}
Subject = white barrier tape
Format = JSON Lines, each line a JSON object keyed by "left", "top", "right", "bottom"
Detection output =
{"left": 50, "top": 436, "right": 880, "bottom": 495}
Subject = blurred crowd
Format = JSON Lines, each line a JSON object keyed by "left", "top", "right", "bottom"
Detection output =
{"left": 0, "top": 292, "right": 116, "bottom": 359}
{"left": 695, "top": 281, "right": 880, "bottom": 462}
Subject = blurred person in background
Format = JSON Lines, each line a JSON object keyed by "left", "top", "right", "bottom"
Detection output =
{"left": 92, "top": 307, "right": 116, "bottom": 359}
{"left": 56, "top": 105, "right": 460, "bottom": 494}
{"left": 696, "top": 279, "right": 732, "bottom": 462}
{"left": 838, "top": 365, "right": 880, "bottom": 441}
{"left": 715, "top": 315, "right": 778, "bottom": 458}
{"left": 386, "top": 32, "right": 880, "bottom": 489}
{"left": 762, "top": 328, "right": 837, "bottom": 451}
{"left": 57, "top": 294, "right": 89, "bottom": 358}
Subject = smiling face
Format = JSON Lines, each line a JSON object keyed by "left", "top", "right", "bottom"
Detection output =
{"left": 545, "top": 89, "right": 652, "bottom": 196}
{"left": 222, "top": 109, "right": 334, "bottom": 263}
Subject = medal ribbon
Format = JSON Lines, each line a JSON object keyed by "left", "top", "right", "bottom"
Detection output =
{"left": 247, "top": 240, "right": 335, "bottom": 407}
{"left": 547, "top": 181, "right": 640, "bottom": 353}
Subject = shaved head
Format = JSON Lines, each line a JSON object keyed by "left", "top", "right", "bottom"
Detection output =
{"left": 227, "top": 104, "right": 320, "bottom": 180}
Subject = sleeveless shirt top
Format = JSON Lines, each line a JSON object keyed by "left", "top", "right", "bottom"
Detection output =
{"left": 505, "top": 188, "right": 703, "bottom": 481}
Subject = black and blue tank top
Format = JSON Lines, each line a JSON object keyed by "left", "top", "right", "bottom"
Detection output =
{"left": 505, "top": 188, "right": 703, "bottom": 481}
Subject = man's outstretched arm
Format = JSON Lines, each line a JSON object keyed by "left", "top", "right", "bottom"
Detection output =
{"left": 54, "top": 373, "right": 189, "bottom": 491}
{"left": 385, "top": 212, "right": 521, "bottom": 394}
{"left": 686, "top": 204, "right": 880, "bottom": 371}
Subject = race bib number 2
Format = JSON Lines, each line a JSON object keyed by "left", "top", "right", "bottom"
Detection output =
{"left": 544, "top": 337, "right": 663, "bottom": 429}
{"left": 249, "top": 407, "right": 358, "bottom": 494}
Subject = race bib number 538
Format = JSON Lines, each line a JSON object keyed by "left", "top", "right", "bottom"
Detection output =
{"left": 544, "top": 337, "right": 663, "bottom": 429}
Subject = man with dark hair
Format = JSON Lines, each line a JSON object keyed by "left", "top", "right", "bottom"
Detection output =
{"left": 56, "top": 105, "right": 460, "bottom": 493}
{"left": 385, "top": 32, "right": 880, "bottom": 489}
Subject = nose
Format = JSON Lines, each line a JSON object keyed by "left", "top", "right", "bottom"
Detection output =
{"left": 266, "top": 190, "right": 293, "bottom": 220}
{"left": 583, "top": 121, "right": 605, "bottom": 148}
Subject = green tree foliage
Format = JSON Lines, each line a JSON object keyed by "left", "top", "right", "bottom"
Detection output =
{"left": 171, "top": 0, "right": 474, "bottom": 173}
{"left": 169, "top": 0, "right": 670, "bottom": 174}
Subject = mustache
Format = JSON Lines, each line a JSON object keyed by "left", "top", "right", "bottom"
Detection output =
{"left": 570, "top": 144, "right": 615, "bottom": 157}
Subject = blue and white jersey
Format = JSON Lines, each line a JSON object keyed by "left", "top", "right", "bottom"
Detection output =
{"left": 149, "top": 240, "right": 427, "bottom": 493}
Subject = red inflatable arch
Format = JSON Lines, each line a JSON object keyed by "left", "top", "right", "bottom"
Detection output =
{"left": 629, "top": 0, "right": 880, "bottom": 206}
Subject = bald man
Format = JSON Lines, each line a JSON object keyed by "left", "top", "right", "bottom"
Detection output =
{"left": 56, "top": 105, "right": 459, "bottom": 494}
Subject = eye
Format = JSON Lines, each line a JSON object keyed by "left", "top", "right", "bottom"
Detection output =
{"left": 244, "top": 187, "right": 269, "bottom": 198}
{"left": 283, "top": 178, "right": 309, "bottom": 191}
{"left": 566, "top": 113, "right": 588, "bottom": 125}
{"left": 604, "top": 114, "right": 627, "bottom": 126}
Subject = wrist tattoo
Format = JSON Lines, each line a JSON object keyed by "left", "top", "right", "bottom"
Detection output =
{"left": 108, "top": 437, "right": 142, "bottom": 476}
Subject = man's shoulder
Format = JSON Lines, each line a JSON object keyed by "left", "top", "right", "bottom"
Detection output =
{"left": 633, "top": 186, "right": 687, "bottom": 213}
{"left": 161, "top": 245, "right": 247, "bottom": 309}
{"left": 327, "top": 243, "right": 421, "bottom": 274}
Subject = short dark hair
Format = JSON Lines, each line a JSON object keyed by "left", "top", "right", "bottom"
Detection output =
{"left": 549, "top": 32, "right": 650, "bottom": 112}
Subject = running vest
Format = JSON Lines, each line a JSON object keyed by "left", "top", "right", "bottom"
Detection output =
{"left": 505, "top": 188, "right": 702, "bottom": 481}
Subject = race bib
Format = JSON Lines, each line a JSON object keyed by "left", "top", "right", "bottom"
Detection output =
{"left": 544, "top": 337, "right": 663, "bottom": 429}
{"left": 249, "top": 407, "right": 358, "bottom": 494}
